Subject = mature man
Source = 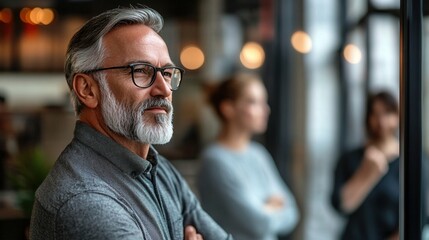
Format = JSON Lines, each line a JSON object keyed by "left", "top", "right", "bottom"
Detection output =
{"left": 30, "top": 6, "right": 232, "bottom": 240}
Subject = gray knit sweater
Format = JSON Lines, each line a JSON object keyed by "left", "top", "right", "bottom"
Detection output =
{"left": 30, "top": 121, "right": 231, "bottom": 240}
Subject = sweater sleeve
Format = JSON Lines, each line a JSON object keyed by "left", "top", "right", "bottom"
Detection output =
{"left": 330, "top": 149, "right": 361, "bottom": 215}
{"left": 55, "top": 192, "right": 143, "bottom": 240}
{"left": 256, "top": 145, "right": 300, "bottom": 235}
{"left": 160, "top": 158, "right": 233, "bottom": 240}
{"left": 198, "top": 151, "right": 292, "bottom": 239}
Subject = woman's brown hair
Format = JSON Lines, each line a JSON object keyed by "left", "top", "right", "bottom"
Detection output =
{"left": 210, "top": 73, "right": 261, "bottom": 122}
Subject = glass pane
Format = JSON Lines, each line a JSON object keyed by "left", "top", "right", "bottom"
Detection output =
{"left": 346, "top": 0, "right": 367, "bottom": 23}
{"left": 344, "top": 27, "right": 366, "bottom": 149}
{"left": 368, "top": 15, "right": 399, "bottom": 96}
{"left": 371, "top": 0, "right": 400, "bottom": 9}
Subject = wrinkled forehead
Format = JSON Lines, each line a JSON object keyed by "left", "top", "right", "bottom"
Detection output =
{"left": 102, "top": 24, "right": 172, "bottom": 65}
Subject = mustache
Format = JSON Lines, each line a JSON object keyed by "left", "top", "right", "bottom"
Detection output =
{"left": 140, "top": 98, "right": 173, "bottom": 113}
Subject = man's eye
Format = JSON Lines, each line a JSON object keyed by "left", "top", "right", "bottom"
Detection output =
{"left": 163, "top": 71, "right": 173, "bottom": 78}
{"left": 134, "top": 68, "right": 150, "bottom": 74}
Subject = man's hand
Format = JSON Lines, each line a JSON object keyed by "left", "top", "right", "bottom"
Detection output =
{"left": 184, "top": 225, "right": 203, "bottom": 240}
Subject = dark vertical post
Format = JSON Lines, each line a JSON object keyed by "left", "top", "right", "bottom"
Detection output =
{"left": 400, "top": 0, "right": 423, "bottom": 239}
{"left": 364, "top": 0, "right": 372, "bottom": 96}
{"left": 11, "top": 8, "right": 21, "bottom": 71}
{"left": 263, "top": 0, "right": 294, "bottom": 183}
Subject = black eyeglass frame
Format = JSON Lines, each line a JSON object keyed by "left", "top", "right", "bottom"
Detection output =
{"left": 83, "top": 62, "right": 185, "bottom": 90}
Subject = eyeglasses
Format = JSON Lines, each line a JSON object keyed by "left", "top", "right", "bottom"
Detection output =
{"left": 84, "top": 63, "right": 185, "bottom": 90}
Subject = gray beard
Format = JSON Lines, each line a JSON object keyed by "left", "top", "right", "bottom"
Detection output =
{"left": 99, "top": 78, "right": 173, "bottom": 145}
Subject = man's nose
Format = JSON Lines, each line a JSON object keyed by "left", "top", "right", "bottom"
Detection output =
{"left": 150, "top": 72, "right": 172, "bottom": 98}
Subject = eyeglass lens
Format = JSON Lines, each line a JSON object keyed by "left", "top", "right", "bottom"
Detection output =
{"left": 132, "top": 64, "right": 182, "bottom": 90}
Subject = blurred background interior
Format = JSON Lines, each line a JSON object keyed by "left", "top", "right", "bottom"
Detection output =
{"left": 0, "top": 0, "right": 428, "bottom": 239}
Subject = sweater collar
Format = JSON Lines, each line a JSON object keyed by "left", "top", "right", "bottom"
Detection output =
{"left": 74, "top": 121, "right": 158, "bottom": 178}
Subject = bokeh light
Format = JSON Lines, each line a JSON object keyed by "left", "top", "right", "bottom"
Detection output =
{"left": 291, "top": 31, "right": 312, "bottom": 54}
{"left": 343, "top": 44, "right": 362, "bottom": 64}
{"left": 20, "top": 7, "right": 55, "bottom": 25}
{"left": 0, "top": 8, "right": 12, "bottom": 23}
{"left": 40, "top": 8, "right": 54, "bottom": 25}
{"left": 180, "top": 45, "right": 205, "bottom": 70}
{"left": 29, "top": 7, "right": 43, "bottom": 24}
{"left": 20, "top": 8, "right": 31, "bottom": 23}
{"left": 240, "top": 42, "right": 265, "bottom": 69}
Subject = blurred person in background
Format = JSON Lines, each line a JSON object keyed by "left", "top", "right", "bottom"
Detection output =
{"left": 30, "top": 6, "right": 232, "bottom": 240}
{"left": 331, "top": 91, "right": 399, "bottom": 240}
{"left": 197, "top": 73, "right": 300, "bottom": 240}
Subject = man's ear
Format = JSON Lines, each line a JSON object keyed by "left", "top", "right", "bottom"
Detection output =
{"left": 72, "top": 73, "right": 100, "bottom": 109}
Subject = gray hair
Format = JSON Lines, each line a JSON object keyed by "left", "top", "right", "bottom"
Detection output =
{"left": 64, "top": 6, "right": 164, "bottom": 114}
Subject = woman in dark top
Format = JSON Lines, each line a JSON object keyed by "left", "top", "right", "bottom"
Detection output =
{"left": 331, "top": 91, "right": 399, "bottom": 240}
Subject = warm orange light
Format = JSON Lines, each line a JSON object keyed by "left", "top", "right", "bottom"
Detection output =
{"left": 29, "top": 7, "right": 42, "bottom": 24}
{"left": 180, "top": 45, "right": 205, "bottom": 70}
{"left": 240, "top": 42, "right": 265, "bottom": 69}
{"left": 40, "top": 8, "right": 54, "bottom": 25}
{"left": 291, "top": 31, "right": 312, "bottom": 54}
{"left": 0, "top": 8, "right": 12, "bottom": 23}
{"left": 20, "top": 8, "right": 31, "bottom": 23}
{"left": 25, "top": 8, "right": 32, "bottom": 24}
{"left": 20, "top": 7, "right": 55, "bottom": 25}
{"left": 343, "top": 44, "right": 362, "bottom": 64}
